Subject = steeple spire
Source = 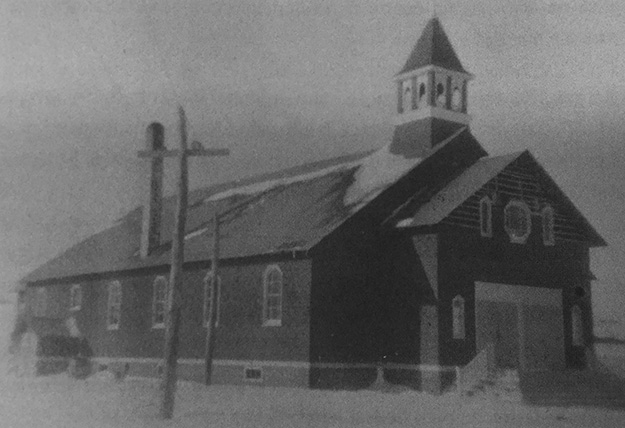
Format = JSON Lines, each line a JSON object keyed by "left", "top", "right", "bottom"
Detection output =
{"left": 390, "top": 16, "right": 473, "bottom": 158}
{"left": 399, "top": 16, "right": 467, "bottom": 75}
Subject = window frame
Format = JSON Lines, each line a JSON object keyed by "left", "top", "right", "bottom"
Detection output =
{"left": 479, "top": 196, "right": 493, "bottom": 238}
{"left": 452, "top": 295, "right": 466, "bottom": 340}
{"left": 243, "top": 366, "right": 263, "bottom": 382}
{"left": 69, "top": 284, "right": 82, "bottom": 312}
{"left": 504, "top": 200, "right": 532, "bottom": 244}
{"left": 571, "top": 304, "right": 584, "bottom": 347}
{"left": 542, "top": 205, "right": 555, "bottom": 246}
{"left": 262, "top": 265, "right": 283, "bottom": 327}
{"left": 203, "top": 271, "right": 222, "bottom": 328}
{"left": 152, "top": 276, "right": 168, "bottom": 329}
{"left": 106, "top": 281, "right": 122, "bottom": 330}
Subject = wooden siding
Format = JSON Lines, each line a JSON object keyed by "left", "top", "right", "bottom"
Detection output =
{"left": 33, "top": 258, "right": 311, "bottom": 366}
{"left": 436, "top": 227, "right": 592, "bottom": 368}
{"left": 441, "top": 154, "right": 592, "bottom": 243}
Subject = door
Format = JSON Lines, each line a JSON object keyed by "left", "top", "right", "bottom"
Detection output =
{"left": 476, "top": 300, "right": 519, "bottom": 369}
{"left": 475, "top": 282, "right": 565, "bottom": 372}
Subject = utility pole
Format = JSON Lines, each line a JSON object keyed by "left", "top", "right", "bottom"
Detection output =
{"left": 140, "top": 106, "right": 229, "bottom": 419}
{"left": 204, "top": 210, "right": 219, "bottom": 385}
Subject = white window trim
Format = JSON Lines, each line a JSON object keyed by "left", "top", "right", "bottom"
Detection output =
{"left": 571, "top": 304, "right": 584, "bottom": 347}
{"left": 152, "top": 276, "right": 168, "bottom": 329}
{"left": 203, "top": 271, "right": 221, "bottom": 328}
{"left": 69, "top": 284, "right": 82, "bottom": 312}
{"left": 262, "top": 265, "right": 283, "bottom": 327}
{"left": 106, "top": 281, "right": 122, "bottom": 331}
{"left": 452, "top": 295, "right": 466, "bottom": 340}
{"left": 479, "top": 196, "right": 493, "bottom": 238}
{"left": 504, "top": 200, "right": 532, "bottom": 244}
{"left": 542, "top": 205, "right": 555, "bottom": 246}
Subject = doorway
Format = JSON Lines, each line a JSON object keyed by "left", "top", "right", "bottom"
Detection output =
{"left": 475, "top": 282, "right": 565, "bottom": 372}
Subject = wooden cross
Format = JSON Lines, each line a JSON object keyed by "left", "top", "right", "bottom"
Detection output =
{"left": 141, "top": 106, "right": 229, "bottom": 419}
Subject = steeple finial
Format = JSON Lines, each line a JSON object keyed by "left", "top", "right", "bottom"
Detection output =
{"left": 430, "top": 0, "right": 437, "bottom": 18}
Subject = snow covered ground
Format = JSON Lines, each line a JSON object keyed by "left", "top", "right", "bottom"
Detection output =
{"left": 2, "top": 373, "right": 625, "bottom": 428}
{"left": 2, "top": 299, "right": 625, "bottom": 428}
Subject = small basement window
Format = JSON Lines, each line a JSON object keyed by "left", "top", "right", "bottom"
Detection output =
{"left": 244, "top": 367, "right": 263, "bottom": 382}
{"left": 504, "top": 200, "right": 532, "bottom": 244}
{"left": 542, "top": 205, "right": 555, "bottom": 246}
{"left": 452, "top": 295, "right": 466, "bottom": 340}
{"left": 69, "top": 284, "right": 82, "bottom": 311}
{"left": 479, "top": 196, "right": 493, "bottom": 238}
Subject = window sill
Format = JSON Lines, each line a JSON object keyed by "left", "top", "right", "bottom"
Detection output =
{"left": 152, "top": 323, "right": 165, "bottom": 329}
{"left": 107, "top": 324, "right": 120, "bottom": 331}
{"left": 262, "top": 320, "right": 282, "bottom": 327}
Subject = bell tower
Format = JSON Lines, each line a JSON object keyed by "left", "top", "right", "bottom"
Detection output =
{"left": 391, "top": 17, "right": 473, "bottom": 158}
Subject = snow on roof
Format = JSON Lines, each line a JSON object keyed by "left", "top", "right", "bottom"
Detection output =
{"left": 344, "top": 144, "right": 422, "bottom": 213}
{"left": 203, "top": 157, "right": 362, "bottom": 204}
{"left": 22, "top": 128, "right": 475, "bottom": 284}
{"left": 344, "top": 127, "right": 469, "bottom": 214}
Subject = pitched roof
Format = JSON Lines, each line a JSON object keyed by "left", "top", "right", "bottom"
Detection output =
{"left": 394, "top": 150, "right": 607, "bottom": 247}
{"left": 21, "top": 128, "right": 469, "bottom": 285}
{"left": 397, "top": 152, "right": 523, "bottom": 227}
{"left": 399, "top": 17, "right": 467, "bottom": 75}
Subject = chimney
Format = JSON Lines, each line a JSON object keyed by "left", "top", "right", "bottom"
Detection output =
{"left": 140, "top": 122, "right": 165, "bottom": 258}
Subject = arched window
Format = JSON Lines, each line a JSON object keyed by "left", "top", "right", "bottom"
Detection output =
{"left": 504, "top": 200, "right": 532, "bottom": 244}
{"left": 452, "top": 295, "right": 466, "bottom": 339}
{"left": 411, "top": 76, "right": 418, "bottom": 110}
{"left": 263, "top": 265, "right": 283, "bottom": 327}
{"left": 571, "top": 305, "right": 584, "bottom": 346}
{"left": 107, "top": 281, "right": 122, "bottom": 330}
{"left": 419, "top": 82, "right": 426, "bottom": 101}
{"left": 203, "top": 271, "right": 221, "bottom": 327}
{"left": 452, "top": 86, "right": 462, "bottom": 111}
{"left": 152, "top": 276, "right": 168, "bottom": 328}
{"left": 436, "top": 82, "right": 446, "bottom": 107}
{"left": 402, "top": 80, "right": 412, "bottom": 113}
{"left": 480, "top": 196, "right": 493, "bottom": 238}
{"left": 69, "top": 284, "right": 82, "bottom": 312}
{"left": 542, "top": 205, "right": 555, "bottom": 246}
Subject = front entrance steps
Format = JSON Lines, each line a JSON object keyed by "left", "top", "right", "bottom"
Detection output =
{"left": 461, "top": 369, "right": 522, "bottom": 402}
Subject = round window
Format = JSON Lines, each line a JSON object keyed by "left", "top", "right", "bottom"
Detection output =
{"left": 504, "top": 200, "right": 532, "bottom": 243}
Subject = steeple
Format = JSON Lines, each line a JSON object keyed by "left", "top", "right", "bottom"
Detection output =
{"left": 391, "top": 16, "right": 473, "bottom": 158}
{"left": 399, "top": 17, "right": 467, "bottom": 75}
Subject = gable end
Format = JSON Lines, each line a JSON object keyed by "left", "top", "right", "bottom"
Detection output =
{"left": 441, "top": 152, "right": 605, "bottom": 246}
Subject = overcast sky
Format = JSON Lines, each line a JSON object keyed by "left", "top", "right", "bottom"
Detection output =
{"left": 1, "top": 0, "right": 624, "bottom": 323}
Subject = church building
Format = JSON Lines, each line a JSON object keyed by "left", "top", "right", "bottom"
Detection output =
{"left": 19, "top": 17, "right": 605, "bottom": 393}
